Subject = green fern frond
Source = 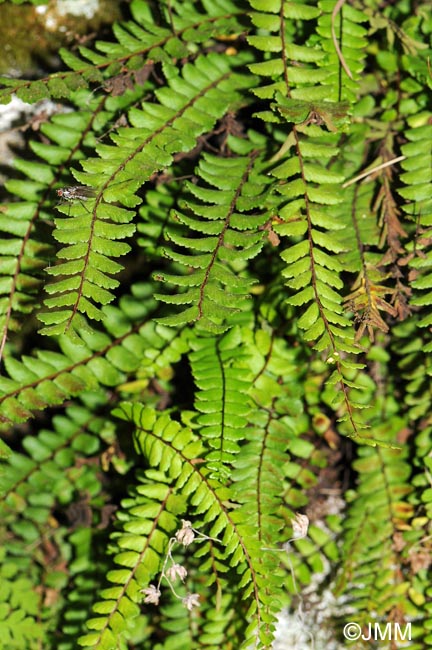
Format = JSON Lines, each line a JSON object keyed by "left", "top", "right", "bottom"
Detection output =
{"left": 0, "top": 88, "right": 148, "bottom": 362}
{"left": 407, "top": 424, "right": 432, "bottom": 647}
{"left": 108, "top": 401, "right": 287, "bottom": 650}
{"left": 79, "top": 402, "right": 235, "bottom": 650}
{"left": 38, "top": 53, "right": 254, "bottom": 338}
{"left": 0, "top": 0, "right": 245, "bottom": 105}
{"left": 0, "top": 0, "right": 431, "bottom": 648}
{"left": 399, "top": 122, "right": 432, "bottom": 329}
{"left": 245, "top": 0, "right": 374, "bottom": 442}
{"left": 189, "top": 328, "right": 253, "bottom": 480}
{"left": 389, "top": 117, "right": 432, "bottom": 428}
{"left": 0, "top": 402, "right": 115, "bottom": 650}
{"left": 0, "top": 288, "right": 162, "bottom": 424}
{"left": 38, "top": 198, "right": 136, "bottom": 337}
{"left": 334, "top": 413, "right": 425, "bottom": 643}
{"left": 78, "top": 469, "right": 180, "bottom": 649}
{"left": 0, "top": 405, "right": 109, "bottom": 508}
{"left": 155, "top": 142, "right": 269, "bottom": 331}
{"left": 0, "top": 549, "right": 45, "bottom": 649}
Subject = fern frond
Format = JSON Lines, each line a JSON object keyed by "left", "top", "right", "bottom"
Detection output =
{"left": 0, "top": 0, "right": 245, "bottom": 105}
{"left": 78, "top": 470, "right": 180, "bottom": 649}
{"left": 0, "top": 287, "right": 180, "bottom": 424}
{"left": 399, "top": 122, "right": 432, "bottom": 329}
{"left": 0, "top": 0, "right": 430, "bottom": 647}
{"left": 229, "top": 330, "right": 304, "bottom": 632}
{"left": 248, "top": 0, "right": 367, "bottom": 102}
{"left": 0, "top": 405, "right": 109, "bottom": 508}
{"left": 155, "top": 140, "right": 269, "bottom": 331}
{"left": 247, "top": 0, "right": 376, "bottom": 441}
{"left": 189, "top": 328, "right": 253, "bottom": 480}
{"left": 0, "top": 89, "right": 148, "bottom": 363}
{"left": 108, "top": 401, "right": 289, "bottom": 650}
{"left": 389, "top": 119, "right": 432, "bottom": 427}
{"left": 38, "top": 53, "right": 254, "bottom": 338}
{"left": 0, "top": 402, "right": 115, "bottom": 650}
{"left": 0, "top": 548, "right": 45, "bottom": 649}
{"left": 334, "top": 413, "right": 426, "bottom": 642}
{"left": 78, "top": 403, "right": 227, "bottom": 650}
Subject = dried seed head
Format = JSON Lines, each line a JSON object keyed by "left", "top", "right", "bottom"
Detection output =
{"left": 175, "top": 520, "right": 195, "bottom": 546}
{"left": 166, "top": 563, "right": 188, "bottom": 582}
{"left": 141, "top": 584, "right": 161, "bottom": 605}
{"left": 291, "top": 513, "right": 309, "bottom": 539}
{"left": 182, "top": 592, "right": 200, "bottom": 611}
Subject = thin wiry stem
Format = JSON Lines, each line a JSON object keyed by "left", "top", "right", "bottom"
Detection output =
{"left": 331, "top": 0, "right": 353, "bottom": 80}
{"left": 342, "top": 156, "right": 406, "bottom": 188}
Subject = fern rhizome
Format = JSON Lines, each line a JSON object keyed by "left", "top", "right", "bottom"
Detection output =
{"left": 0, "top": 1, "right": 431, "bottom": 649}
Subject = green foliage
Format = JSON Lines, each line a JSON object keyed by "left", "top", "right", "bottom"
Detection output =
{"left": 0, "top": 554, "right": 45, "bottom": 649}
{"left": 155, "top": 144, "right": 269, "bottom": 331}
{"left": 0, "top": 0, "right": 431, "bottom": 649}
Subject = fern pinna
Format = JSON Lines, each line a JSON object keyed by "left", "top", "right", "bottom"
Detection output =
{"left": 0, "top": 1, "right": 431, "bottom": 649}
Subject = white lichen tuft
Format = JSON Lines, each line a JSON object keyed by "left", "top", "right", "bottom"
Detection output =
{"left": 57, "top": 0, "right": 100, "bottom": 20}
